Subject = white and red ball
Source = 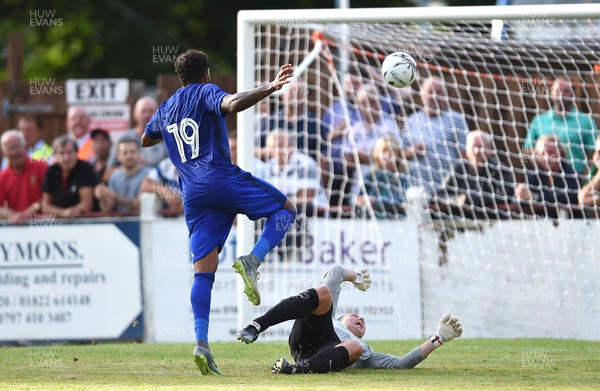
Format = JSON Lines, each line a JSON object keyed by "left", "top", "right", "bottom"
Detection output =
{"left": 381, "top": 52, "right": 418, "bottom": 88}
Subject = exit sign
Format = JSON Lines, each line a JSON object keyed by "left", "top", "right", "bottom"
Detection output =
{"left": 66, "top": 79, "right": 129, "bottom": 104}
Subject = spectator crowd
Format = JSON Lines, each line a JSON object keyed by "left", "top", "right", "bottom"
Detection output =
{"left": 0, "top": 97, "right": 179, "bottom": 223}
{"left": 1, "top": 75, "right": 599, "bottom": 225}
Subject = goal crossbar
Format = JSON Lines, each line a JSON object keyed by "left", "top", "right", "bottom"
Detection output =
{"left": 238, "top": 4, "right": 600, "bottom": 24}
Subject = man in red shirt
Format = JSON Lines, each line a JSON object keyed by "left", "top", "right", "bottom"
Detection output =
{"left": 0, "top": 129, "right": 48, "bottom": 224}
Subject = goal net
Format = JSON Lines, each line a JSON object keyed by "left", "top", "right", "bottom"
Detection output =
{"left": 237, "top": 5, "right": 600, "bottom": 340}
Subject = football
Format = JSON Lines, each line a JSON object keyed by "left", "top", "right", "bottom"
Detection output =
{"left": 381, "top": 52, "right": 418, "bottom": 88}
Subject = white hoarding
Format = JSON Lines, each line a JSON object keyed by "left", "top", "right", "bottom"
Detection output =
{"left": 0, "top": 224, "right": 142, "bottom": 341}
{"left": 148, "top": 218, "right": 422, "bottom": 342}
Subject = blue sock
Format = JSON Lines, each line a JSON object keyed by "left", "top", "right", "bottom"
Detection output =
{"left": 251, "top": 209, "right": 297, "bottom": 261}
{"left": 251, "top": 238, "right": 271, "bottom": 261}
{"left": 191, "top": 272, "right": 214, "bottom": 344}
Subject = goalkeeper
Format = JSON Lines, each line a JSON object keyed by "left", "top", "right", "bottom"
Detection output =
{"left": 236, "top": 265, "right": 463, "bottom": 374}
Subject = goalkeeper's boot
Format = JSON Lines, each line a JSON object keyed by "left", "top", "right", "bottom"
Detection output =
{"left": 232, "top": 254, "right": 261, "bottom": 305}
{"left": 236, "top": 321, "right": 261, "bottom": 344}
{"left": 193, "top": 344, "right": 222, "bottom": 375}
{"left": 271, "top": 358, "right": 296, "bottom": 374}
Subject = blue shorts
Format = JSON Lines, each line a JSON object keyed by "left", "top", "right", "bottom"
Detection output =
{"left": 185, "top": 167, "right": 287, "bottom": 262}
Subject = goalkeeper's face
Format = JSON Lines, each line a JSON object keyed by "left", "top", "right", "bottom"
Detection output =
{"left": 340, "top": 312, "right": 366, "bottom": 338}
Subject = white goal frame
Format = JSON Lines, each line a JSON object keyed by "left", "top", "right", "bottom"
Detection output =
{"left": 235, "top": 4, "right": 600, "bottom": 332}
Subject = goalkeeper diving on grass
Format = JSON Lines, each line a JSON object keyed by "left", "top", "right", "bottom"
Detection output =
{"left": 237, "top": 265, "right": 463, "bottom": 374}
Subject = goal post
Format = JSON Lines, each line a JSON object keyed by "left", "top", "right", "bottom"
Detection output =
{"left": 236, "top": 5, "right": 600, "bottom": 340}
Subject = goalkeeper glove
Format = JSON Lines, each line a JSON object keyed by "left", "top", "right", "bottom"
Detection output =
{"left": 429, "top": 313, "right": 463, "bottom": 348}
{"left": 352, "top": 268, "right": 372, "bottom": 291}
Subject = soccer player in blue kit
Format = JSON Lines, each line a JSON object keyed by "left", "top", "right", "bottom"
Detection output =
{"left": 141, "top": 50, "right": 297, "bottom": 375}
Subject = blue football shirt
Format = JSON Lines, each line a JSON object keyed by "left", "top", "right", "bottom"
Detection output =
{"left": 144, "top": 83, "right": 235, "bottom": 202}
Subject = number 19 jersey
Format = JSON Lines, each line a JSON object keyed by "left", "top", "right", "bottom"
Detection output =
{"left": 143, "top": 82, "right": 287, "bottom": 262}
{"left": 144, "top": 83, "right": 235, "bottom": 203}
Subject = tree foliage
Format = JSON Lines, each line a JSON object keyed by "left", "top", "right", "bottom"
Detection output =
{"left": 0, "top": 0, "right": 490, "bottom": 83}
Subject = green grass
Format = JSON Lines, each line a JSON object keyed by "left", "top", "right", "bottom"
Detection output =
{"left": 1, "top": 339, "right": 599, "bottom": 390}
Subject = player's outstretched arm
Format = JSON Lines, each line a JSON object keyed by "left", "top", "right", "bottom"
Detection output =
{"left": 356, "top": 313, "right": 463, "bottom": 370}
{"left": 221, "top": 64, "right": 293, "bottom": 114}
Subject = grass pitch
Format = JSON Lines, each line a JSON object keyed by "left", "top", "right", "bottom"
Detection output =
{"left": 1, "top": 339, "right": 598, "bottom": 390}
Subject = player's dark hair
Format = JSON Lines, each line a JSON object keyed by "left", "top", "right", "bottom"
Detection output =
{"left": 174, "top": 50, "right": 209, "bottom": 86}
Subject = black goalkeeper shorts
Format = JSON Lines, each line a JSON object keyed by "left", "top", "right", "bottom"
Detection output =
{"left": 288, "top": 302, "right": 341, "bottom": 361}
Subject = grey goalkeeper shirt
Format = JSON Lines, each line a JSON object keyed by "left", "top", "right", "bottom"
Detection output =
{"left": 324, "top": 266, "right": 424, "bottom": 369}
